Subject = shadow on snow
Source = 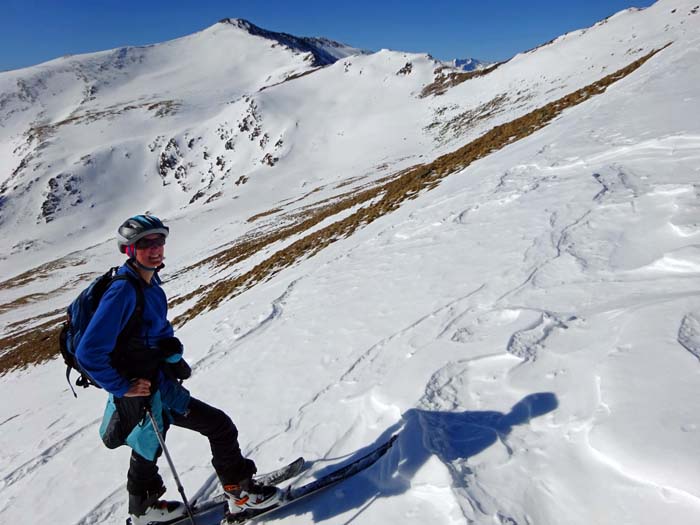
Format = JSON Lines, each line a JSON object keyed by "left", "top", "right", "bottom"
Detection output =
{"left": 271, "top": 391, "right": 558, "bottom": 523}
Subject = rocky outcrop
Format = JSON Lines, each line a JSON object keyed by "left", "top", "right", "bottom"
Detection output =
{"left": 39, "top": 173, "right": 83, "bottom": 223}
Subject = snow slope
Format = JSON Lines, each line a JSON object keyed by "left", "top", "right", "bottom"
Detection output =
{"left": 1, "top": 1, "right": 700, "bottom": 524}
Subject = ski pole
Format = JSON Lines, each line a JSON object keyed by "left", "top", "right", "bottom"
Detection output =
{"left": 145, "top": 405, "right": 197, "bottom": 525}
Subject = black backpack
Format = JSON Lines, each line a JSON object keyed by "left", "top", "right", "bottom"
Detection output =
{"left": 59, "top": 267, "right": 144, "bottom": 397}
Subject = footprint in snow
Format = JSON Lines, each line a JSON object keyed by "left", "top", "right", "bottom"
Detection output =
{"left": 506, "top": 312, "right": 576, "bottom": 361}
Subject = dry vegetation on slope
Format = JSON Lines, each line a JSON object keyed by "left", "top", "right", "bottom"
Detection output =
{"left": 420, "top": 62, "right": 503, "bottom": 98}
{"left": 0, "top": 45, "right": 669, "bottom": 374}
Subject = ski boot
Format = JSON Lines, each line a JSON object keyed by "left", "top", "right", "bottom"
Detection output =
{"left": 221, "top": 478, "right": 282, "bottom": 523}
{"left": 128, "top": 490, "right": 186, "bottom": 525}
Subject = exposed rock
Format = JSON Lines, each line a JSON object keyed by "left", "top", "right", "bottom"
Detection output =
{"left": 205, "top": 191, "right": 223, "bottom": 204}
{"left": 397, "top": 62, "right": 413, "bottom": 75}
{"left": 38, "top": 173, "right": 83, "bottom": 223}
{"left": 261, "top": 153, "right": 278, "bottom": 166}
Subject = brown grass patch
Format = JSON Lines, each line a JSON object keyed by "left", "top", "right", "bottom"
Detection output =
{"left": 0, "top": 314, "right": 64, "bottom": 374}
{"left": 426, "top": 93, "right": 511, "bottom": 144}
{"left": 335, "top": 175, "right": 368, "bottom": 189}
{"left": 420, "top": 62, "right": 503, "bottom": 98}
{"left": 30, "top": 100, "right": 181, "bottom": 141}
{"left": 0, "top": 257, "right": 92, "bottom": 375}
{"left": 247, "top": 207, "right": 283, "bottom": 223}
{"left": 260, "top": 67, "right": 323, "bottom": 92}
{"left": 0, "top": 272, "right": 96, "bottom": 315}
{"left": 0, "top": 256, "right": 87, "bottom": 290}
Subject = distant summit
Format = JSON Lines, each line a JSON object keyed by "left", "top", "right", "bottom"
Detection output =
{"left": 451, "top": 57, "right": 493, "bottom": 71}
{"left": 218, "top": 18, "right": 369, "bottom": 65}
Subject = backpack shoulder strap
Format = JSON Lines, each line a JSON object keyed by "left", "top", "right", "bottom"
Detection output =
{"left": 110, "top": 272, "right": 145, "bottom": 339}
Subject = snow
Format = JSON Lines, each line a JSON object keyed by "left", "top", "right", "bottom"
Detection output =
{"left": 2, "top": 0, "right": 700, "bottom": 524}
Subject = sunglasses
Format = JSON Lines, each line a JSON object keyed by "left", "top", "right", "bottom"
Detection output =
{"left": 135, "top": 236, "right": 166, "bottom": 249}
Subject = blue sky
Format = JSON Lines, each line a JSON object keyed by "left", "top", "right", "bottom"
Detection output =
{"left": 3, "top": 0, "right": 656, "bottom": 72}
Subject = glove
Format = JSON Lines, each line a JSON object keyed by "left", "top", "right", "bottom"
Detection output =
{"left": 164, "top": 358, "right": 192, "bottom": 381}
{"left": 157, "top": 337, "right": 190, "bottom": 381}
{"left": 158, "top": 336, "right": 184, "bottom": 358}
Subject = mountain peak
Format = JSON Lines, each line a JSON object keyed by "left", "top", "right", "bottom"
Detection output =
{"left": 451, "top": 57, "right": 492, "bottom": 71}
{"left": 217, "top": 17, "right": 257, "bottom": 31}
{"left": 215, "top": 18, "right": 366, "bottom": 65}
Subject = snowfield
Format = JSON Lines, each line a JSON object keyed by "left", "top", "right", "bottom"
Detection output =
{"left": 2, "top": 1, "right": 700, "bottom": 524}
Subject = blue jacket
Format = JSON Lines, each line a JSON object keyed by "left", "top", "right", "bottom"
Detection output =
{"left": 76, "top": 262, "right": 190, "bottom": 460}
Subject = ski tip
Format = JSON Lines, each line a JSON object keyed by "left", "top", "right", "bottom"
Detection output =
{"left": 380, "top": 433, "right": 399, "bottom": 450}
{"left": 288, "top": 456, "right": 306, "bottom": 473}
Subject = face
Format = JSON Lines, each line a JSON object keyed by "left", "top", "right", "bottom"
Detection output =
{"left": 134, "top": 234, "right": 165, "bottom": 268}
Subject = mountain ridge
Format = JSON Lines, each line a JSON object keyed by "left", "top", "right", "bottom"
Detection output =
{"left": 216, "top": 17, "right": 370, "bottom": 64}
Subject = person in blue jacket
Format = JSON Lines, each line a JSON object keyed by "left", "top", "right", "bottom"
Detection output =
{"left": 77, "top": 214, "right": 281, "bottom": 525}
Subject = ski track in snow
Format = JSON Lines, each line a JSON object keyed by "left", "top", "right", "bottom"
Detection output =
{"left": 584, "top": 430, "right": 700, "bottom": 508}
{"left": 591, "top": 167, "right": 639, "bottom": 203}
{"left": 493, "top": 150, "right": 699, "bottom": 305}
{"left": 488, "top": 175, "right": 596, "bottom": 304}
{"left": 250, "top": 285, "right": 487, "bottom": 457}
{"left": 339, "top": 285, "right": 487, "bottom": 383}
{"left": 0, "top": 413, "right": 20, "bottom": 427}
{"left": 74, "top": 486, "right": 124, "bottom": 525}
{"left": 0, "top": 419, "right": 97, "bottom": 490}
{"left": 192, "top": 278, "right": 301, "bottom": 372}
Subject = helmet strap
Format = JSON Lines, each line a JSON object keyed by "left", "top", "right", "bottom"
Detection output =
{"left": 131, "top": 257, "right": 160, "bottom": 272}
{"left": 130, "top": 257, "right": 163, "bottom": 272}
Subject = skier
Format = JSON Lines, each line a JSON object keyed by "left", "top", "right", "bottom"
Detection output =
{"left": 76, "top": 214, "right": 281, "bottom": 525}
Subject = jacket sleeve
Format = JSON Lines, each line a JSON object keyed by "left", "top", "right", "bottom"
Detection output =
{"left": 76, "top": 280, "right": 137, "bottom": 397}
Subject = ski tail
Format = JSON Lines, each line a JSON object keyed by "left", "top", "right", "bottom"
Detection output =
{"left": 255, "top": 456, "right": 305, "bottom": 486}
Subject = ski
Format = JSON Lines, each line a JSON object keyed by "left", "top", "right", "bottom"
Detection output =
{"left": 164, "top": 434, "right": 397, "bottom": 525}
{"left": 223, "top": 434, "right": 398, "bottom": 524}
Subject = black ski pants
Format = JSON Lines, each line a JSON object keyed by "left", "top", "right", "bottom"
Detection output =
{"left": 126, "top": 396, "right": 256, "bottom": 499}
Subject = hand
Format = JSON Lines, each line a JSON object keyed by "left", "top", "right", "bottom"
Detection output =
{"left": 158, "top": 337, "right": 183, "bottom": 357}
{"left": 169, "top": 358, "right": 192, "bottom": 380}
{"left": 124, "top": 378, "right": 152, "bottom": 397}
